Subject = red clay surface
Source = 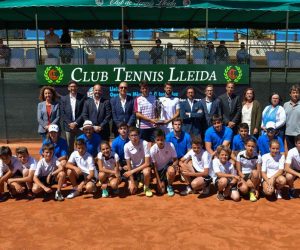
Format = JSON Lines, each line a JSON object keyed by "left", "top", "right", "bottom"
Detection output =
{"left": 1, "top": 141, "right": 300, "bottom": 249}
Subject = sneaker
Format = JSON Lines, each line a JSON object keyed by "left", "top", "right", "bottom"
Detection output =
{"left": 66, "top": 189, "right": 80, "bottom": 199}
{"left": 167, "top": 185, "right": 175, "bottom": 197}
{"left": 180, "top": 186, "right": 193, "bottom": 196}
{"left": 275, "top": 189, "right": 282, "bottom": 199}
{"left": 144, "top": 186, "right": 153, "bottom": 197}
{"left": 112, "top": 189, "right": 119, "bottom": 195}
{"left": 217, "top": 192, "right": 225, "bottom": 201}
{"left": 55, "top": 190, "right": 64, "bottom": 201}
{"left": 26, "top": 190, "right": 35, "bottom": 200}
{"left": 288, "top": 188, "right": 297, "bottom": 199}
{"left": 138, "top": 182, "right": 144, "bottom": 189}
{"left": 202, "top": 185, "right": 210, "bottom": 195}
{"left": 102, "top": 189, "right": 109, "bottom": 198}
{"left": 0, "top": 193, "right": 9, "bottom": 202}
{"left": 249, "top": 191, "right": 257, "bottom": 202}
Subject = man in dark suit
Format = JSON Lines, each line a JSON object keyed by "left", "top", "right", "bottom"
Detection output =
{"left": 82, "top": 84, "right": 111, "bottom": 141}
{"left": 218, "top": 82, "right": 242, "bottom": 132}
{"left": 180, "top": 86, "right": 204, "bottom": 136}
{"left": 110, "top": 82, "right": 135, "bottom": 137}
{"left": 60, "top": 80, "right": 85, "bottom": 153}
{"left": 200, "top": 85, "right": 222, "bottom": 134}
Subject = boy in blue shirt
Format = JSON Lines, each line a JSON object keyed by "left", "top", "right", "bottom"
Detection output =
{"left": 111, "top": 122, "right": 129, "bottom": 167}
{"left": 205, "top": 114, "right": 233, "bottom": 157}
{"left": 257, "top": 121, "right": 284, "bottom": 156}
{"left": 166, "top": 118, "right": 191, "bottom": 160}
{"left": 231, "top": 123, "right": 257, "bottom": 161}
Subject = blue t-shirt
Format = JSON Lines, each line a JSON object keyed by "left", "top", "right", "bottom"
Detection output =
{"left": 40, "top": 137, "right": 68, "bottom": 158}
{"left": 257, "top": 134, "right": 284, "bottom": 156}
{"left": 204, "top": 125, "right": 233, "bottom": 151}
{"left": 77, "top": 133, "right": 101, "bottom": 157}
{"left": 232, "top": 134, "right": 257, "bottom": 151}
{"left": 112, "top": 135, "right": 129, "bottom": 162}
{"left": 166, "top": 131, "right": 191, "bottom": 159}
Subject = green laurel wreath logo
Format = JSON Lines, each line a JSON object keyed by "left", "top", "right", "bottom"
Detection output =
{"left": 224, "top": 66, "right": 242, "bottom": 83}
{"left": 44, "top": 66, "right": 64, "bottom": 84}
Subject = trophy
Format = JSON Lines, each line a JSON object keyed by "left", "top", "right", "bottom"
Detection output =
{"left": 155, "top": 99, "right": 165, "bottom": 125}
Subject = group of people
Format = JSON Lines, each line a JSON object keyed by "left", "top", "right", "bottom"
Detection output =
{"left": 44, "top": 28, "right": 74, "bottom": 63}
{"left": 205, "top": 40, "right": 250, "bottom": 64}
{"left": 1, "top": 81, "right": 300, "bottom": 202}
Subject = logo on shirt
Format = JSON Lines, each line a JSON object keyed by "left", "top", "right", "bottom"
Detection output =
{"left": 224, "top": 66, "right": 242, "bottom": 83}
{"left": 44, "top": 66, "right": 64, "bottom": 84}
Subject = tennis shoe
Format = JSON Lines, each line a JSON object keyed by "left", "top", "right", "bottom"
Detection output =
{"left": 55, "top": 190, "right": 64, "bottom": 201}
{"left": 144, "top": 186, "right": 153, "bottom": 197}
{"left": 180, "top": 186, "right": 192, "bottom": 196}
{"left": 66, "top": 189, "right": 80, "bottom": 199}
{"left": 249, "top": 191, "right": 257, "bottom": 202}
{"left": 102, "top": 189, "right": 109, "bottom": 198}
{"left": 167, "top": 185, "right": 175, "bottom": 197}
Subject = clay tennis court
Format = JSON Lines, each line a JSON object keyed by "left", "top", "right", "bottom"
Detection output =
{"left": 1, "top": 141, "right": 300, "bottom": 249}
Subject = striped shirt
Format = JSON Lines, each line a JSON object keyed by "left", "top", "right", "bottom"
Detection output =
{"left": 134, "top": 95, "right": 156, "bottom": 129}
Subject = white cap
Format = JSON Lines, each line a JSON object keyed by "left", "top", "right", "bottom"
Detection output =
{"left": 266, "top": 121, "right": 276, "bottom": 129}
{"left": 80, "top": 120, "right": 94, "bottom": 131}
{"left": 48, "top": 124, "right": 59, "bottom": 133}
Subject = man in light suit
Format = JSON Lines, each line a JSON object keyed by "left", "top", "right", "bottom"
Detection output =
{"left": 218, "top": 82, "right": 242, "bottom": 133}
{"left": 180, "top": 86, "right": 204, "bottom": 136}
{"left": 82, "top": 84, "right": 111, "bottom": 141}
{"left": 200, "top": 85, "right": 222, "bottom": 136}
{"left": 110, "top": 82, "right": 135, "bottom": 137}
{"left": 60, "top": 80, "right": 85, "bottom": 153}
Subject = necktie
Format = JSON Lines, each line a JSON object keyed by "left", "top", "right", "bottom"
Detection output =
{"left": 228, "top": 96, "right": 232, "bottom": 112}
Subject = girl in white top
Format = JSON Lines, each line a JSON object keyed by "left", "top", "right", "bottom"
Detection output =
{"left": 236, "top": 138, "right": 262, "bottom": 202}
{"left": 261, "top": 139, "right": 286, "bottom": 199}
{"left": 7, "top": 147, "right": 37, "bottom": 199}
{"left": 66, "top": 139, "right": 97, "bottom": 199}
{"left": 180, "top": 136, "right": 212, "bottom": 196}
{"left": 284, "top": 134, "right": 300, "bottom": 199}
{"left": 212, "top": 145, "right": 240, "bottom": 202}
{"left": 97, "top": 141, "right": 121, "bottom": 198}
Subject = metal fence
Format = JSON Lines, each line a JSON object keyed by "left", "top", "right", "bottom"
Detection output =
{"left": 2, "top": 43, "right": 300, "bottom": 68}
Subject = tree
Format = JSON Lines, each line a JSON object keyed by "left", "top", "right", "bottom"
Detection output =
{"left": 72, "top": 30, "right": 111, "bottom": 55}
{"left": 176, "top": 29, "right": 205, "bottom": 46}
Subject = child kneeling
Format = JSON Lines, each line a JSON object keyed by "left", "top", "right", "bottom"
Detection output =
{"left": 150, "top": 129, "right": 178, "bottom": 197}
{"left": 66, "top": 139, "right": 97, "bottom": 199}
{"left": 213, "top": 145, "right": 240, "bottom": 201}
{"left": 180, "top": 136, "right": 212, "bottom": 196}
{"left": 33, "top": 143, "right": 65, "bottom": 201}
{"left": 262, "top": 139, "right": 286, "bottom": 199}
{"left": 98, "top": 142, "right": 121, "bottom": 198}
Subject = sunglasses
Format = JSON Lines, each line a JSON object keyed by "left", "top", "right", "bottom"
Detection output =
{"left": 119, "top": 86, "right": 127, "bottom": 89}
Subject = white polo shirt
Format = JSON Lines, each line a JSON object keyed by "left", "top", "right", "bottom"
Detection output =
{"left": 212, "top": 158, "right": 236, "bottom": 182}
{"left": 35, "top": 156, "right": 60, "bottom": 177}
{"left": 150, "top": 142, "right": 177, "bottom": 171}
{"left": 236, "top": 150, "right": 262, "bottom": 174}
{"left": 124, "top": 140, "right": 150, "bottom": 169}
{"left": 97, "top": 151, "right": 119, "bottom": 171}
{"left": 20, "top": 156, "right": 37, "bottom": 171}
{"left": 68, "top": 151, "right": 95, "bottom": 175}
{"left": 285, "top": 147, "right": 300, "bottom": 171}
{"left": 159, "top": 96, "right": 180, "bottom": 131}
{"left": 262, "top": 153, "right": 285, "bottom": 178}
{"left": 0, "top": 156, "right": 23, "bottom": 177}
{"left": 183, "top": 149, "right": 211, "bottom": 173}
